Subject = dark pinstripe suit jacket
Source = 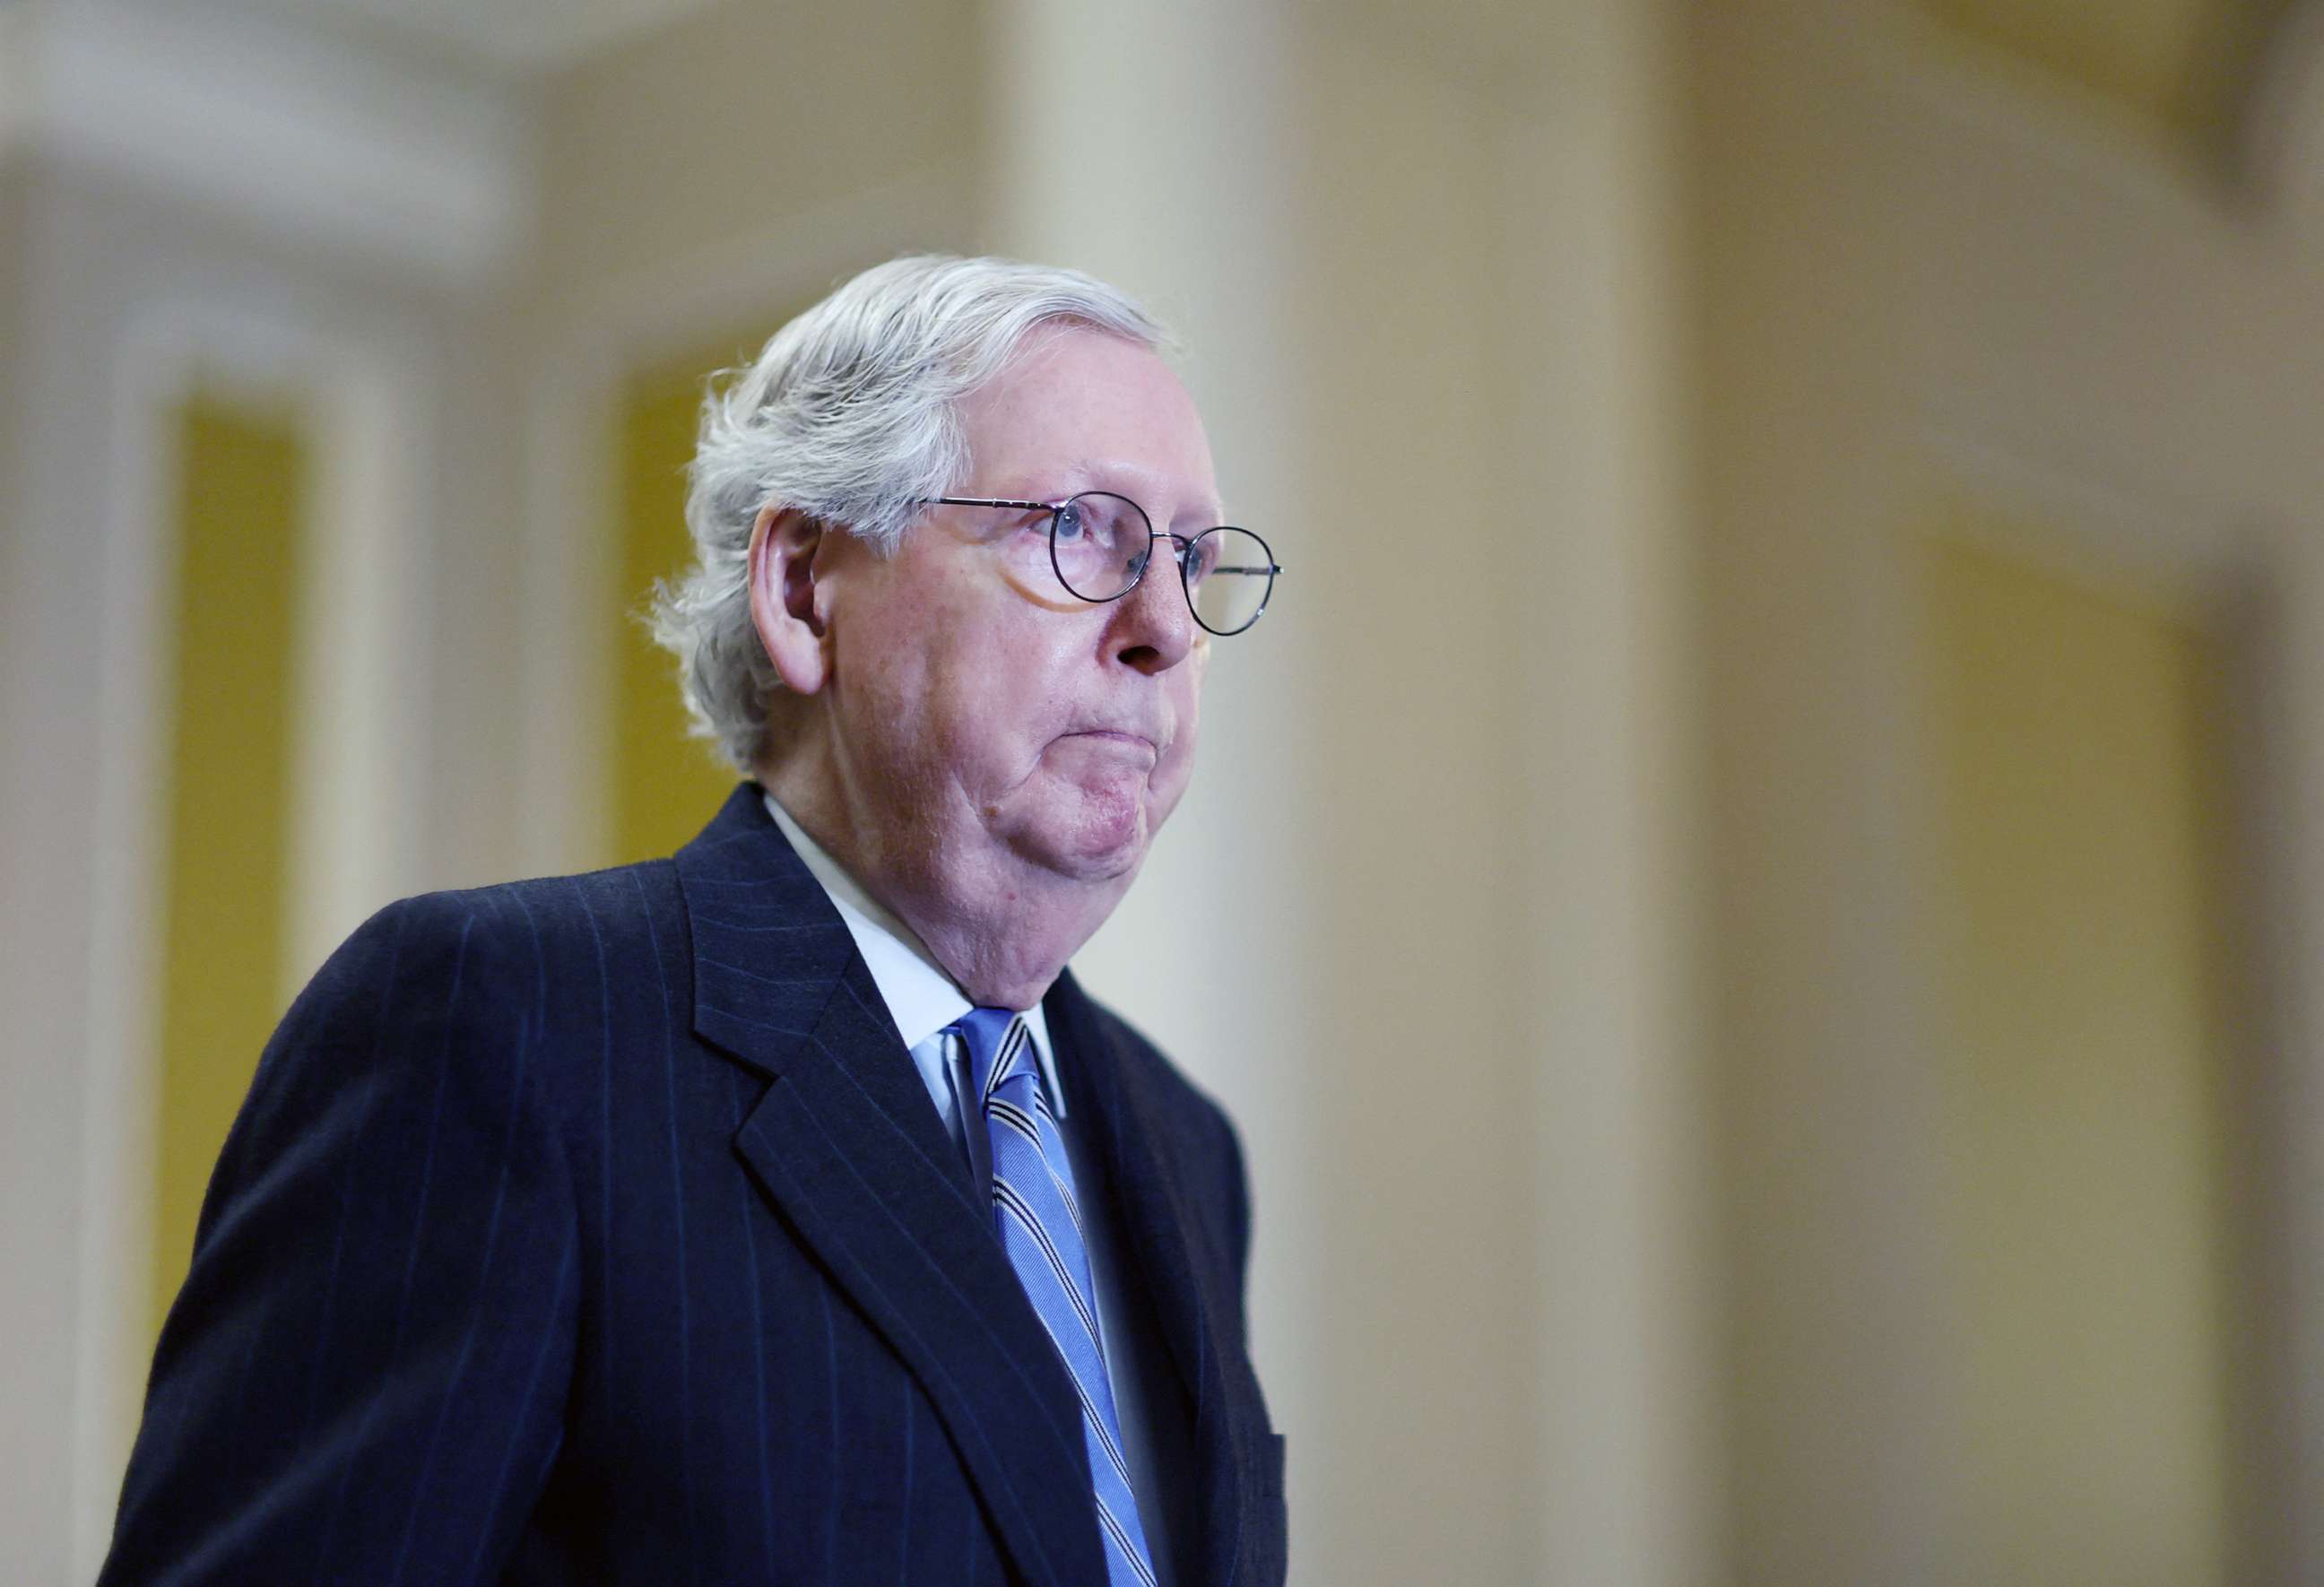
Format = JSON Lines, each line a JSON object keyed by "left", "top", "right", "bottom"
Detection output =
{"left": 101, "top": 785, "right": 1286, "bottom": 1586}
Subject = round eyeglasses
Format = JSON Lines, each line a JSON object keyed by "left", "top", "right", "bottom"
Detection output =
{"left": 920, "top": 492, "right": 1280, "bottom": 637}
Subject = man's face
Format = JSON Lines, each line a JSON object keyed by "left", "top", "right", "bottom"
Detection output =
{"left": 816, "top": 326, "right": 1219, "bottom": 888}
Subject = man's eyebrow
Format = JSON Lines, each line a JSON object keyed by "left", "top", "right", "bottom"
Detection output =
{"left": 1054, "top": 459, "right": 1227, "bottom": 527}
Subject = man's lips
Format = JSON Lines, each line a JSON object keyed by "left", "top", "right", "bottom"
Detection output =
{"left": 1053, "top": 728, "right": 1162, "bottom": 767}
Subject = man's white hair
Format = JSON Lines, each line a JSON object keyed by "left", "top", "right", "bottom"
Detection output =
{"left": 649, "top": 253, "right": 1168, "bottom": 771}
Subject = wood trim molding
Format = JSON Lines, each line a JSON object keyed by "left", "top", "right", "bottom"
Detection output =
{"left": 1, "top": 0, "right": 534, "bottom": 284}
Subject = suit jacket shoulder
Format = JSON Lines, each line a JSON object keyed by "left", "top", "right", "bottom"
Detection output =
{"left": 109, "top": 873, "right": 613, "bottom": 1584}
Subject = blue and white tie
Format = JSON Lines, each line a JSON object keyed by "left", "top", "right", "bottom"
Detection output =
{"left": 950, "top": 1007, "right": 1157, "bottom": 1587}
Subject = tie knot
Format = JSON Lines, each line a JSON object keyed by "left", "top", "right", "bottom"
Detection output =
{"left": 951, "top": 1007, "right": 1032, "bottom": 1107}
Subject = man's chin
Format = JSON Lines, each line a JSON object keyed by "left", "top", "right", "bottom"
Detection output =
{"left": 1006, "top": 788, "right": 1154, "bottom": 883}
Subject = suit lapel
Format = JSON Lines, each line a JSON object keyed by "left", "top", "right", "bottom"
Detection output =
{"left": 675, "top": 786, "right": 1108, "bottom": 1587}
{"left": 1047, "top": 971, "right": 1273, "bottom": 1587}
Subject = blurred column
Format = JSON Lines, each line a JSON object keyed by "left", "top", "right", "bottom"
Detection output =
{"left": 1693, "top": 1, "right": 1959, "bottom": 1581}
{"left": 981, "top": 1, "right": 1710, "bottom": 1583}
{"left": 1501, "top": 2, "right": 1712, "bottom": 1582}
{"left": 976, "top": 0, "right": 1327, "bottom": 1560}
{"left": 2246, "top": 34, "right": 2324, "bottom": 1576}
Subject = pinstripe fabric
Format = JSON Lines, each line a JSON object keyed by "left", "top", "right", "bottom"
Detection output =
{"left": 957, "top": 1010, "right": 1157, "bottom": 1587}
{"left": 100, "top": 785, "right": 1285, "bottom": 1586}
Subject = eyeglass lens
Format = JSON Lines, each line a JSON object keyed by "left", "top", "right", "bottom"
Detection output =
{"left": 1050, "top": 493, "right": 1151, "bottom": 603}
{"left": 1184, "top": 529, "right": 1272, "bottom": 636}
{"left": 1050, "top": 492, "right": 1274, "bottom": 636}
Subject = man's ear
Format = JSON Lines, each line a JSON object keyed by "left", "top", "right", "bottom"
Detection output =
{"left": 746, "top": 506, "right": 831, "bottom": 696}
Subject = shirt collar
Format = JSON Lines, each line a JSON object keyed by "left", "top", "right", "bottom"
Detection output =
{"left": 762, "top": 791, "right": 1063, "bottom": 1114}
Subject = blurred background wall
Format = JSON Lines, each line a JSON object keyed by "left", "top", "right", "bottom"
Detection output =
{"left": 5, "top": 0, "right": 2324, "bottom": 1582}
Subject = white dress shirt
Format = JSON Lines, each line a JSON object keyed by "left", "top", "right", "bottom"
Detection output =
{"left": 762, "top": 794, "right": 1182, "bottom": 1584}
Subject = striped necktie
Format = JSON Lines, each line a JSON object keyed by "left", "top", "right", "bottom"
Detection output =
{"left": 950, "top": 1007, "right": 1158, "bottom": 1587}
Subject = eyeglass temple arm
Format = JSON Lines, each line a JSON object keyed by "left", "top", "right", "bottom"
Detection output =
{"left": 924, "top": 498, "right": 1282, "bottom": 572}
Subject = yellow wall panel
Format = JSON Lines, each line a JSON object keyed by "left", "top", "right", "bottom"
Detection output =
{"left": 152, "top": 392, "right": 308, "bottom": 1348}
{"left": 610, "top": 353, "right": 758, "bottom": 864}
{"left": 1922, "top": 525, "right": 2235, "bottom": 1586}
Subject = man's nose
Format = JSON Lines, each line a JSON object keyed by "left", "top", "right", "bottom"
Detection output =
{"left": 1107, "top": 542, "right": 1199, "bottom": 674}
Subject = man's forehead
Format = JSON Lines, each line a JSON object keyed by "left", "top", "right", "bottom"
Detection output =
{"left": 1054, "top": 456, "right": 1226, "bottom": 524}
{"left": 976, "top": 460, "right": 1225, "bottom": 530}
{"left": 967, "top": 329, "right": 1223, "bottom": 518}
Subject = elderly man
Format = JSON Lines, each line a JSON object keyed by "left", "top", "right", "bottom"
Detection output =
{"left": 101, "top": 256, "right": 1285, "bottom": 1587}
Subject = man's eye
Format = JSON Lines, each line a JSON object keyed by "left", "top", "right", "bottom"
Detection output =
{"left": 1052, "top": 504, "right": 1086, "bottom": 542}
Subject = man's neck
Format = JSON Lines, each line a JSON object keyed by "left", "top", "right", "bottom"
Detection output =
{"left": 759, "top": 758, "right": 1125, "bottom": 1010}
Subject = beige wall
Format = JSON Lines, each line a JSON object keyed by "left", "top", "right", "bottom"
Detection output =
{"left": 12, "top": 0, "right": 2324, "bottom": 1582}
{"left": 1697, "top": 3, "right": 2324, "bottom": 1583}
{"left": 534, "top": 0, "right": 981, "bottom": 299}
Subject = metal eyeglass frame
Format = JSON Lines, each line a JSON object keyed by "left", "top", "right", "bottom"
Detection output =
{"left": 918, "top": 491, "right": 1281, "bottom": 637}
